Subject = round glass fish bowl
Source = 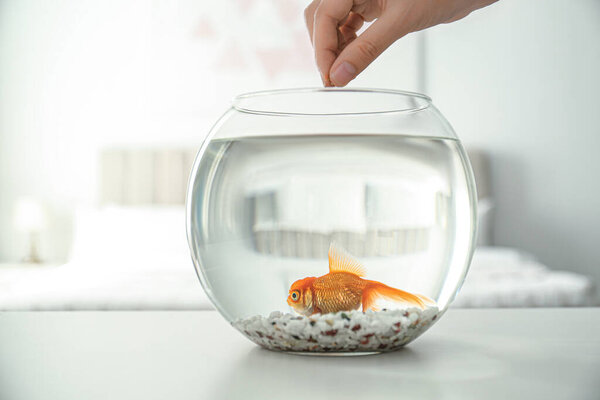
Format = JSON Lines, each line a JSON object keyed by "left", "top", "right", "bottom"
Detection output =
{"left": 187, "top": 88, "right": 477, "bottom": 355}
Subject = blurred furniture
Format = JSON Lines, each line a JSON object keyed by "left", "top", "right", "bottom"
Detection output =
{"left": 1, "top": 309, "right": 599, "bottom": 400}
{"left": 100, "top": 148, "right": 196, "bottom": 205}
{"left": 100, "top": 148, "right": 494, "bottom": 255}
{"left": 0, "top": 206, "right": 210, "bottom": 311}
{"left": 0, "top": 147, "right": 595, "bottom": 310}
{"left": 251, "top": 149, "right": 492, "bottom": 257}
{"left": 13, "top": 197, "right": 47, "bottom": 263}
{"left": 454, "top": 247, "right": 595, "bottom": 307}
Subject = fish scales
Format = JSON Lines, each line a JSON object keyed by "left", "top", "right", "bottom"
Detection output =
{"left": 313, "top": 272, "right": 365, "bottom": 314}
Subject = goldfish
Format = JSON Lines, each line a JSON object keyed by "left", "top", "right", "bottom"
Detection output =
{"left": 287, "top": 243, "right": 435, "bottom": 316}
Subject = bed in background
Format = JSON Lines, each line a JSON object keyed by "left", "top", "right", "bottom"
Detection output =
{"left": 0, "top": 148, "right": 595, "bottom": 310}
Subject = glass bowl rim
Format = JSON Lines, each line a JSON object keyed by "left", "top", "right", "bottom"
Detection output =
{"left": 232, "top": 87, "right": 432, "bottom": 117}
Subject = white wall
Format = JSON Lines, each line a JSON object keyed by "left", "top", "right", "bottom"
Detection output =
{"left": 1, "top": 0, "right": 598, "bottom": 288}
{"left": 0, "top": 0, "right": 420, "bottom": 262}
{"left": 425, "top": 0, "right": 600, "bottom": 283}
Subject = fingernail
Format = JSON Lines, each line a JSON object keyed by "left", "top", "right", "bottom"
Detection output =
{"left": 330, "top": 62, "right": 356, "bottom": 87}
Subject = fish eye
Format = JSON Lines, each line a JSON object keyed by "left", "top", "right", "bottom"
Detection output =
{"left": 290, "top": 290, "right": 299, "bottom": 302}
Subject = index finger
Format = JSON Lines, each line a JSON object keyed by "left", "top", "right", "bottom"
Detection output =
{"left": 304, "top": 0, "right": 320, "bottom": 44}
{"left": 313, "top": 0, "right": 353, "bottom": 86}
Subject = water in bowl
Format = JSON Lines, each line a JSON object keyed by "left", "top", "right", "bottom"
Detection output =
{"left": 187, "top": 134, "right": 474, "bottom": 352}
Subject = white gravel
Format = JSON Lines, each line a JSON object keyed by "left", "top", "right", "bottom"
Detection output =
{"left": 232, "top": 307, "right": 440, "bottom": 354}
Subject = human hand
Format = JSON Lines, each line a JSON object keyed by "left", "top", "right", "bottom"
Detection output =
{"left": 304, "top": 0, "right": 498, "bottom": 87}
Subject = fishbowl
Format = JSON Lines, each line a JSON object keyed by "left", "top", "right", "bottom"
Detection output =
{"left": 187, "top": 88, "right": 477, "bottom": 355}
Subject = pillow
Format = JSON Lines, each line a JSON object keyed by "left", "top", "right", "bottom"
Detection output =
{"left": 70, "top": 206, "right": 192, "bottom": 269}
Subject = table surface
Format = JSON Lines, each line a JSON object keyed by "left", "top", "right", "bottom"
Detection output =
{"left": 1, "top": 309, "right": 599, "bottom": 400}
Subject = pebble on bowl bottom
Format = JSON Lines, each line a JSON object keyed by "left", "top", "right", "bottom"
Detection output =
{"left": 234, "top": 308, "right": 439, "bottom": 355}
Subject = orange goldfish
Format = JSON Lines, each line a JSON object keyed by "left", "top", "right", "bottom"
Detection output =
{"left": 287, "top": 243, "right": 435, "bottom": 316}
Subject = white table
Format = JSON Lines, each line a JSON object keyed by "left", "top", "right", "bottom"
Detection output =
{"left": 0, "top": 309, "right": 598, "bottom": 400}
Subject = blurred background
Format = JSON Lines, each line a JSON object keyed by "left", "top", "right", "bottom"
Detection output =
{"left": 0, "top": 0, "right": 598, "bottom": 309}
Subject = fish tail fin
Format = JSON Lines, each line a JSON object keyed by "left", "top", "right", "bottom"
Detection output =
{"left": 362, "top": 282, "right": 435, "bottom": 311}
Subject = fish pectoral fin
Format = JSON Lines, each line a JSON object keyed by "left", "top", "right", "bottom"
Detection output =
{"left": 362, "top": 288, "right": 375, "bottom": 312}
{"left": 328, "top": 242, "right": 366, "bottom": 277}
{"left": 362, "top": 290, "right": 382, "bottom": 312}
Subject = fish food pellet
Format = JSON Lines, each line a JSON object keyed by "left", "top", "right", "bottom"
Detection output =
{"left": 232, "top": 307, "right": 439, "bottom": 354}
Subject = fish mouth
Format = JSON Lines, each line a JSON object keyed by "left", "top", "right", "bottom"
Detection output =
{"left": 287, "top": 300, "right": 305, "bottom": 315}
{"left": 287, "top": 298, "right": 298, "bottom": 311}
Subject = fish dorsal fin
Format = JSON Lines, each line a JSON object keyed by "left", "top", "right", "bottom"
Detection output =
{"left": 328, "top": 242, "right": 366, "bottom": 277}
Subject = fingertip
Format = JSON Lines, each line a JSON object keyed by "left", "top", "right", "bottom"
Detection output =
{"left": 330, "top": 61, "right": 356, "bottom": 87}
{"left": 320, "top": 72, "right": 333, "bottom": 87}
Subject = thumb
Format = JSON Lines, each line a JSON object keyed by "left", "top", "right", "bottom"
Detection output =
{"left": 329, "top": 16, "right": 400, "bottom": 87}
